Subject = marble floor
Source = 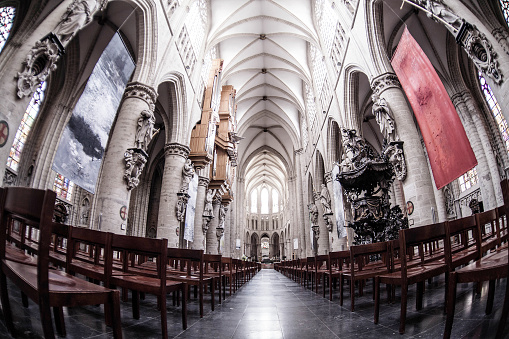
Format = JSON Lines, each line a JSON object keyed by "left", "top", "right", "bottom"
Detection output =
{"left": 0, "top": 268, "right": 507, "bottom": 338}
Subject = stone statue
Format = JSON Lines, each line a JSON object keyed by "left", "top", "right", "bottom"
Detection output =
{"left": 180, "top": 159, "right": 195, "bottom": 193}
{"left": 203, "top": 189, "right": 215, "bottom": 218}
{"left": 308, "top": 202, "right": 318, "bottom": 226}
{"left": 135, "top": 109, "right": 157, "bottom": 151}
{"left": 420, "top": 0, "right": 463, "bottom": 31}
{"left": 372, "top": 94, "right": 398, "bottom": 143}
{"left": 54, "top": 0, "right": 102, "bottom": 44}
{"left": 218, "top": 205, "right": 227, "bottom": 229}
{"left": 320, "top": 184, "right": 332, "bottom": 215}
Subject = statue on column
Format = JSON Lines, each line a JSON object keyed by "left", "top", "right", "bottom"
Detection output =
{"left": 218, "top": 205, "right": 227, "bottom": 229}
{"left": 202, "top": 189, "right": 215, "bottom": 234}
{"left": 179, "top": 159, "right": 195, "bottom": 194}
{"left": 372, "top": 94, "right": 398, "bottom": 143}
{"left": 419, "top": 0, "right": 462, "bottom": 31}
{"left": 308, "top": 202, "right": 318, "bottom": 227}
{"left": 135, "top": 109, "right": 158, "bottom": 151}
{"left": 320, "top": 184, "right": 332, "bottom": 215}
{"left": 54, "top": 0, "right": 107, "bottom": 44}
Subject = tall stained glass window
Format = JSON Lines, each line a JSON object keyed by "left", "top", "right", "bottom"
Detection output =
{"left": 272, "top": 189, "right": 279, "bottom": 213}
{"left": 251, "top": 189, "right": 257, "bottom": 213}
{"left": 315, "top": 0, "right": 336, "bottom": 54}
{"left": 479, "top": 73, "right": 509, "bottom": 153}
{"left": 53, "top": 173, "right": 74, "bottom": 201}
{"left": 186, "top": 0, "right": 207, "bottom": 55}
{"left": 0, "top": 7, "right": 15, "bottom": 53}
{"left": 7, "top": 81, "right": 47, "bottom": 172}
{"left": 261, "top": 187, "right": 269, "bottom": 214}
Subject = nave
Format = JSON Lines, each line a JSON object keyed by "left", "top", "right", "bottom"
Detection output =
{"left": 1, "top": 268, "right": 508, "bottom": 338}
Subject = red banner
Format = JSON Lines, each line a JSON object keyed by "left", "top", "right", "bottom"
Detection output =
{"left": 391, "top": 27, "right": 477, "bottom": 190}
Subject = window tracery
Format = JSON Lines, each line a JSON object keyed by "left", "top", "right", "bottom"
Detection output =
{"left": 53, "top": 173, "right": 74, "bottom": 201}
{"left": 261, "top": 187, "right": 269, "bottom": 214}
{"left": 458, "top": 167, "right": 478, "bottom": 192}
{"left": 272, "top": 189, "right": 279, "bottom": 213}
{"left": 7, "top": 81, "right": 47, "bottom": 172}
{"left": 251, "top": 189, "right": 257, "bottom": 213}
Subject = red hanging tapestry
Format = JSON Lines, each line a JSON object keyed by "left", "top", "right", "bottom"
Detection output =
{"left": 391, "top": 27, "right": 477, "bottom": 189}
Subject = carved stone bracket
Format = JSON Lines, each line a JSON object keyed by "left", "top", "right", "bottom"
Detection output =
{"left": 164, "top": 142, "right": 190, "bottom": 159}
{"left": 123, "top": 148, "right": 148, "bottom": 190}
{"left": 323, "top": 213, "right": 333, "bottom": 232}
{"left": 370, "top": 73, "right": 401, "bottom": 96}
{"left": 176, "top": 192, "right": 190, "bottom": 222}
{"left": 216, "top": 227, "right": 224, "bottom": 240}
{"left": 312, "top": 225, "right": 320, "bottom": 240}
{"left": 383, "top": 141, "right": 407, "bottom": 181}
{"left": 324, "top": 171, "right": 333, "bottom": 183}
{"left": 17, "top": 34, "right": 64, "bottom": 98}
{"left": 456, "top": 22, "right": 502, "bottom": 84}
{"left": 202, "top": 216, "right": 212, "bottom": 234}
{"left": 124, "top": 82, "right": 158, "bottom": 111}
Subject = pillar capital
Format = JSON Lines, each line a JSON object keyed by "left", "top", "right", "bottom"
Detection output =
{"left": 164, "top": 142, "right": 190, "bottom": 159}
{"left": 124, "top": 82, "right": 158, "bottom": 111}
{"left": 370, "top": 72, "right": 401, "bottom": 96}
{"left": 294, "top": 148, "right": 304, "bottom": 155}
{"left": 198, "top": 176, "right": 210, "bottom": 187}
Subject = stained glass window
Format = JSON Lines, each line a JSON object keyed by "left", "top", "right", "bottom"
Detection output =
{"left": 458, "top": 167, "right": 478, "bottom": 192}
{"left": 272, "top": 189, "right": 279, "bottom": 213}
{"left": 479, "top": 73, "right": 509, "bottom": 154}
{"left": 500, "top": 0, "right": 509, "bottom": 24}
{"left": 186, "top": 0, "right": 207, "bottom": 55}
{"left": 305, "top": 83, "right": 317, "bottom": 131}
{"left": 0, "top": 7, "right": 15, "bottom": 53}
{"left": 53, "top": 173, "right": 74, "bottom": 201}
{"left": 261, "top": 187, "right": 269, "bottom": 214}
{"left": 251, "top": 189, "right": 257, "bottom": 213}
{"left": 7, "top": 81, "right": 47, "bottom": 172}
{"left": 315, "top": 0, "right": 336, "bottom": 55}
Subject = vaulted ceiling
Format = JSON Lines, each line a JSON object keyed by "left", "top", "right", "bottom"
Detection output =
{"left": 208, "top": 0, "right": 317, "bottom": 200}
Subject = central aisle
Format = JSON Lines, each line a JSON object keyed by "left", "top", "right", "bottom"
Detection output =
{"left": 175, "top": 268, "right": 392, "bottom": 339}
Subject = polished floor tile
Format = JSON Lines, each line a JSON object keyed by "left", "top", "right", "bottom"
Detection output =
{"left": 0, "top": 268, "right": 508, "bottom": 338}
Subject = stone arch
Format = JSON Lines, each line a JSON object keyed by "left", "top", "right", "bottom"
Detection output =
{"left": 270, "top": 232, "right": 280, "bottom": 259}
{"left": 250, "top": 232, "right": 259, "bottom": 261}
{"left": 155, "top": 72, "right": 188, "bottom": 145}
{"left": 327, "top": 118, "right": 342, "bottom": 165}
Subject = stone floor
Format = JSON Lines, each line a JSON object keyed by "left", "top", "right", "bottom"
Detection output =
{"left": 0, "top": 268, "right": 508, "bottom": 338}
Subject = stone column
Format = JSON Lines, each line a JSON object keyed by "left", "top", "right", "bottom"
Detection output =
{"left": 314, "top": 191, "right": 330, "bottom": 255}
{"left": 157, "top": 142, "right": 190, "bottom": 247}
{"left": 294, "top": 149, "right": 308, "bottom": 258}
{"left": 191, "top": 176, "right": 209, "bottom": 250}
{"left": 206, "top": 196, "right": 221, "bottom": 254}
{"left": 462, "top": 92, "right": 503, "bottom": 206}
{"left": 371, "top": 73, "right": 437, "bottom": 227}
{"left": 218, "top": 204, "right": 229, "bottom": 255}
{"left": 451, "top": 91, "right": 497, "bottom": 210}
{"left": 93, "top": 82, "right": 157, "bottom": 234}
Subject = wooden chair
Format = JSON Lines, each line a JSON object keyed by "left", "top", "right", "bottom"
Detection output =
{"left": 325, "top": 250, "right": 349, "bottom": 301}
{"left": 444, "top": 237, "right": 508, "bottom": 338}
{"left": 0, "top": 187, "right": 122, "bottom": 339}
{"left": 315, "top": 254, "right": 329, "bottom": 297}
{"left": 67, "top": 226, "right": 111, "bottom": 286}
{"left": 447, "top": 215, "right": 481, "bottom": 270}
{"left": 477, "top": 208, "right": 501, "bottom": 255}
{"left": 374, "top": 222, "right": 451, "bottom": 334}
{"left": 202, "top": 254, "right": 222, "bottom": 310}
{"left": 109, "top": 234, "right": 186, "bottom": 338}
{"left": 341, "top": 241, "right": 390, "bottom": 311}
{"left": 221, "top": 257, "right": 236, "bottom": 297}
{"left": 166, "top": 248, "right": 211, "bottom": 317}
{"left": 48, "top": 222, "right": 70, "bottom": 269}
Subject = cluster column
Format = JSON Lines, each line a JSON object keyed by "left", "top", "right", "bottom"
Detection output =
{"left": 191, "top": 176, "right": 210, "bottom": 250}
{"left": 206, "top": 195, "right": 222, "bottom": 254}
{"left": 157, "top": 143, "right": 190, "bottom": 247}
{"left": 93, "top": 82, "right": 157, "bottom": 233}
{"left": 371, "top": 73, "right": 438, "bottom": 226}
